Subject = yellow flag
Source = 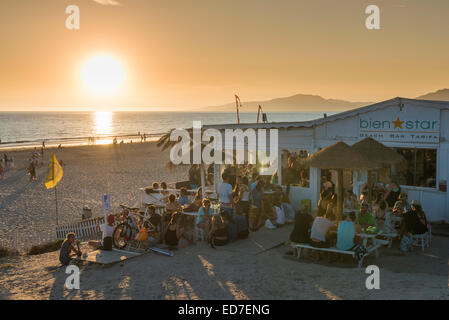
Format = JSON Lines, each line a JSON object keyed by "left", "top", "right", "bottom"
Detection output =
{"left": 45, "top": 154, "right": 63, "bottom": 189}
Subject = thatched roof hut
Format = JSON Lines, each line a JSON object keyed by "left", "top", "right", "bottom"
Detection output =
{"left": 306, "top": 141, "right": 381, "bottom": 220}
{"left": 351, "top": 137, "right": 405, "bottom": 166}
{"left": 306, "top": 141, "right": 380, "bottom": 169}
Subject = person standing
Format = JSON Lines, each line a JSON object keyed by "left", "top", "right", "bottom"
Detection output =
{"left": 219, "top": 172, "right": 234, "bottom": 216}
{"left": 28, "top": 161, "right": 37, "bottom": 181}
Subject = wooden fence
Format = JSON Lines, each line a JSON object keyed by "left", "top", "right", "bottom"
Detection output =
{"left": 55, "top": 217, "right": 105, "bottom": 241}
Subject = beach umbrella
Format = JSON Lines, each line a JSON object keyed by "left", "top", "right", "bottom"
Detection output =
{"left": 306, "top": 141, "right": 380, "bottom": 220}
{"left": 351, "top": 137, "right": 406, "bottom": 202}
{"left": 351, "top": 138, "right": 405, "bottom": 166}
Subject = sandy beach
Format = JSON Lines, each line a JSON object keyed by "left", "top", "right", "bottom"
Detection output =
{"left": 0, "top": 231, "right": 448, "bottom": 300}
{"left": 0, "top": 141, "right": 448, "bottom": 300}
{"left": 0, "top": 142, "right": 187, "bottom": 249}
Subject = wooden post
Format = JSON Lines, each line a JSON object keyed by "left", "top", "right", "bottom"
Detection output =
{"left": 200, "top": 163, "right": 206, "bottom": 199}
{"left": 367, "top": 170, "right": 373, "bottom": 204}
{"left": 337, "top": 169, "right": 344, "bottom": 221}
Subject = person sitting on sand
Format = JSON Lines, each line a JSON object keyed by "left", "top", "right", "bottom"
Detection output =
{"left": 164, "top": 212, "right": 194, "bottom": 249}
{"left": 273, "top": 198, "right": 286, "bottom": 226}
{"left": 262, "top": 198, "right": 279, "bottom": 230}
{"left": 88, "top": 214, "right": 115, "bottom": 251}
{"left": 59, "top": 233, "right": 82, "bottom": 266}
{"left": 0, "top": 162, "right": 3, "bottom": 180}
{"left": 209, "top": 214, "right": 229, "bottom": 248}
{"left": 221, "top": 209, "right": 238, "bottom": 242}
{"left": 196, "top": 199, "right": 213, "bottom": 234}
{"left": 177, "top": 187, "right": 190, "bottom": 206}
{"left": 166, "top": 193, "right": 182, "bottom": 214}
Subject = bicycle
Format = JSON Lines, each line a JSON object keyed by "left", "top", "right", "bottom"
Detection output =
{"left": 112, "top": 204, "right": 157, "bottom": 249}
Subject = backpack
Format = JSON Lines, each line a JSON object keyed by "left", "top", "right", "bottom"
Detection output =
{"left": 400, "top": 234, "right": 413, "bottom": 252}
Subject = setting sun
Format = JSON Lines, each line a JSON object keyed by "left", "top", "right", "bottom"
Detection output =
{"left": 81, "top": 55, "right": 125, "bottom": 96}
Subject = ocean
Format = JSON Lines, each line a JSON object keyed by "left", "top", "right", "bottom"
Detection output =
{"left": 0, "top": 111, "right": 332, "bottom": 149}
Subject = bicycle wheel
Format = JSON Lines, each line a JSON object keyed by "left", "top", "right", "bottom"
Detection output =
{"left": 113, "top": 222, "right": 133, "bottom": 249}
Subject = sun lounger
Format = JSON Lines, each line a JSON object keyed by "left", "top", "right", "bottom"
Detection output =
{"left": 291, "top": 243, "right": 383, "bottom": 269}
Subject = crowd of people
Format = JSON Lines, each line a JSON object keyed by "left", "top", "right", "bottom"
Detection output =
{"left": 289, "top": 174, "right": 430, "bottom": 262}
{"left": 58, "top": 168, "right": 431, "bottom": 266}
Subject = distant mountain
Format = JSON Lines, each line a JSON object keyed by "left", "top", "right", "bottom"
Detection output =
{"left": 416, "top": 89, "right": 449, "bottom": 101}
{"left": 205, "top": 93, "right": 372, "bottom": 112}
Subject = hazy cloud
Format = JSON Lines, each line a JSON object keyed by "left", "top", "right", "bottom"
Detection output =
{"left": 93, "top": 0, "right": 121, "bottom": 6}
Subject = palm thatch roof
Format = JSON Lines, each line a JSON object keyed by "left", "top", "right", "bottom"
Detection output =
{"left": 306, "top": 141, "right": 380, "bottom": 169}
{"left": 351, "top": 138, "right": 405, "bottom": 166}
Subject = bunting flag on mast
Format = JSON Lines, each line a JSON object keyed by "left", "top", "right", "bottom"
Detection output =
{"left": 235, "top": 94, "right": 242, "bottom": 124}
{"left": 45, "top": 153, "right": 63, "bottom": 189}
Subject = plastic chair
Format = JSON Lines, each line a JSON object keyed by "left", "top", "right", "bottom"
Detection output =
{"left": 411, "top": 232, "right": 429, "bottom": 252}
{"left": 427, "top": 224, "right": 432, "bottom": 244}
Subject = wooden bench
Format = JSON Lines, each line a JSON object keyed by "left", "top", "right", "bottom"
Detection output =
{"left": 291, "top": 243, "right": 383, "bottom": 269}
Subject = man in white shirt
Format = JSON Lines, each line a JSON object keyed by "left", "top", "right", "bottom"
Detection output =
{"left": 89, "top": 214, "right": 115, "bottom": 251}
{"left": 219, "top": 173, "right": 234, "bottom": 216}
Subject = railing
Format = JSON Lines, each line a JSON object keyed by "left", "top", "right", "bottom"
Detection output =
{"left": 55, "top": 217, "right": 104, "bottom": 241}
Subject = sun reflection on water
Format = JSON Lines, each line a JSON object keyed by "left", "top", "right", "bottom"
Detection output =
{"left": 94, "top": 111, "right": 113, "bottom": 136}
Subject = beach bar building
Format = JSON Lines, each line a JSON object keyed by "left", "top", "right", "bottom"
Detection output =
{"left": 205, "top": 98, "right": 449, "bottom": 223}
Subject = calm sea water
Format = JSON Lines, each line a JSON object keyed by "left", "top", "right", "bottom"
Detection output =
{"left": 0, "top": 111, "right": 331, "bottom": 148}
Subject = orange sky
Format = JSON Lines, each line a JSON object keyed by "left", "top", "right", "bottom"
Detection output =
{"left": 1, "top": 0, "right": 449, "bottom": 111}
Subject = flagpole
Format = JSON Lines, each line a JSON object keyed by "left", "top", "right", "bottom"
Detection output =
{"left": 53, "top": 154, "right": 58, "bottom": 226}
{"left": 55, "top": 185, "right": 59, "bottom": 226}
